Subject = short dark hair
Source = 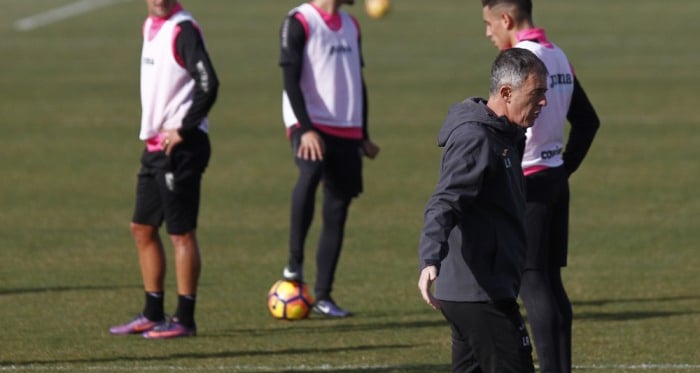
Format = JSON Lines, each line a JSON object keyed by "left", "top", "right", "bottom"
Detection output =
{"left": 481, "top": 0, "right": 533, "bottom": 21}
{"left": 490, "top": 48, "right": 547, "bottom": 94}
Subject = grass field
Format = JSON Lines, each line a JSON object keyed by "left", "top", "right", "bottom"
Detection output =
{"left": 1, "top": 0, "right": 699, "bottom": 372}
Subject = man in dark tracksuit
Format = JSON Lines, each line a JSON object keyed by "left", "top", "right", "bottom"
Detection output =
{"left": 418, "top": 48, "right": 548, "bottom": 373}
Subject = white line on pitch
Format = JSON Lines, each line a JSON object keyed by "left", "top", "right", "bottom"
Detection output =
{"left": 14, "top": 0, "right": 134, "bottom": 32}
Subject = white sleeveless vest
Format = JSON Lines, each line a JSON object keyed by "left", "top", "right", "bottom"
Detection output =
{"left": 516, "top": 40, "right": 574, "bottom": 170}
{"left": 140, "top": 10, "right": 208, "bottom": 141}
{"left": 282, "top": 3, "right": 363, "bottom": 139}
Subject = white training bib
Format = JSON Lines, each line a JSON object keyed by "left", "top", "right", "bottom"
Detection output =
{"left": 282, "top": 3, "right": 363, "bottom": 139}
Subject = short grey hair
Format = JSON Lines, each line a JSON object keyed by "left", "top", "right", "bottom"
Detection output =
{"left": 489, "top": 48, "right": 548, "bottom": 94}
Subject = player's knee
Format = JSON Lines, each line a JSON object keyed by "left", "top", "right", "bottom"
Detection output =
{"left": 130, "top": 222, "right": 157, "bottom": 241}
{"left": 169, "top": 230, "right": 198, "bottom": 248}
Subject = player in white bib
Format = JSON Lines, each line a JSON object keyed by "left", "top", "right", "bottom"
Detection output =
{"left": 482, "top": 1, "right": 600, "bottom": 371}
{"left": 110, "top": 0, "right": 219, "bottom": 339}
{"left": 279, "top": 0, "right": 380, "bottom": 317}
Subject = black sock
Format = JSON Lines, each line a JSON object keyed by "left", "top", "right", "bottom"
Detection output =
{"left": 175, "top": 294, "right": 197, "bottom": 327}
{"left": 143, "top": 291, "right": 165, "bottom": 321}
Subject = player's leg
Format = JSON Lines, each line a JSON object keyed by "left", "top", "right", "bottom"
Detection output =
{"left": 133, "top": 222, "right": 167, "bottom": 322}
{"left": 520, "top": 269, "right": 561, "bottom": 373}
{"left": 312, "top": 185, "right": 353, "bottom": 317}
{"left": 520, "top": 202, "right": 560, "bottom": 373}
{"left": 163, "top": 170, "right": 204, "bottom": 316}
{"left": 312, "top": 136, "right": 361, "bottom": 317}
{"left": 286, "top": 145, "right": 324, "bottom": 280}
{"left": 550, "top": 176, "right": 572, "bottom": 373}
{"left": 132, "top": 223, "right": 166, "bottom": 308}
{"left": 521, "top": 167, "right": 563, "bottom": 372}
{"left": 141, "top": 228, "right": 201, "bottom": 339}
{"left": 522, "top": 268, "right": 573, "bottom": 373}
{"left": 549, "top": 267, "right": 572, "bottom": 373}
{"left": 110, "top": 167, "right": 167, "bottom": 335}
{"left": 131, "top": 224, "right": 166, "bottom": 291}
{"left": 143, "top": 132, "right": 209, "bottom": 339}
{"left": 314, "top": 185, "right": 351, "bottom": 302}
{"left": 170, "top": 230, "right": 201, "bottom": 323}
{"left": 132, "top": 167, "right": 168, "bottom": 305}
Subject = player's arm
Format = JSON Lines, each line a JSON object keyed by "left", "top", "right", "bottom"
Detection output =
{"left": 357, "top": 28, "right": 369, "bottom": 141}
{"left": 361, "top": 78, "right": 380, "bottom": 159}
{"left": 563, "top": 76, "right": 600, "bottom": 176}
{"left": 356, "top": 29, "right": 380, "bottom": 159}
{"left": 175, "top": 21, "right": 220, "bottom": 140}
{"left": 362, "top": 78, "right": 369, "bottom": 139}
{"left": 280, "top": 14, "right": 314, "bottom": 135}
{"left": 280, "top": 14, "right": 324, "bottom": 161}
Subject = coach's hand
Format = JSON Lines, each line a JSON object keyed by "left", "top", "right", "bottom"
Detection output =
{"left": 298, "top": 130, "right": 325, "bottom": 161}
{"left": 418, "top": 265, "right": 440, "bottom": 310}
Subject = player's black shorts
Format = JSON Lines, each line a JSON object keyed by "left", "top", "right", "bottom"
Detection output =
{"left": 291, "top": 128, "right": 363, "bottom": 199}
{"left": 132, "top": 130, "right": 211, "bottom": 235}
{"left": 524, "top": 165, "right": 569, "bottom": 269}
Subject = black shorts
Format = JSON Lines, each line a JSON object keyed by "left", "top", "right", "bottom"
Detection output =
{"left": 439, "top": 300, "right": 534, "bottom": 373}
{"left": 291, "top": 129, "right": 363, "bottom": 199}
{"left": 132, "top": 131, "right": 211, "bottom": 235}
{"left": 524, "top": 165, "right": 570, "bottom": 270}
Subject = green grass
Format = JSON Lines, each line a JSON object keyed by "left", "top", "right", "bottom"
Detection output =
{"left": 1, "top": 0, "right": 699, "bottom": 372}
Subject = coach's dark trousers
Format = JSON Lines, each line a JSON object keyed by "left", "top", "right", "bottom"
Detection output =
{"left": 440, "top": 299, "right": 535, "bottom": 373}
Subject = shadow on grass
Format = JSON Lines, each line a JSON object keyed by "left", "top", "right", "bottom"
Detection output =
{"left": 570, "top": 295, "right": 700, "bottom": 322}
{"left": 0, "top": 344, "right": 440, "bottom": 369}
{"left": 0, "top": 284, "right": 140, "bottom": 296}
{"left": 572, "top": 294, "right": 700, "bottom": 307}
{"left": 575, "top": 309, "right": 698, "bottom": 322}
{"left": 211, "top": 319, "right": 447, "bottom": 338}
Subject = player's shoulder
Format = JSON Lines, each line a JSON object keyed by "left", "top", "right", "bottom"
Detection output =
{"left": 169, "top": 9, "right": 195, "bottom": 25}
{"left": 176, "top": 20, "right": 198, "bottom": 31}
{"left": 174, "top": 20, "right": 204, "bottom": 44}
{"left": 287, "top": 3, "right": 311, "bottom": 21}
{"left": 281, "top": 11, "right": 307, "bottom": 42}
{"left": 347, "top": 13, "right": 361, "bottom": 33}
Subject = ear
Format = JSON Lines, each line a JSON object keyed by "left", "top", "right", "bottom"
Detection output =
{"left": 501, "top": 11, "right": 515, "bottom": 30}
{"left": 500, "top": 85, "right": 512, "bottom": 104}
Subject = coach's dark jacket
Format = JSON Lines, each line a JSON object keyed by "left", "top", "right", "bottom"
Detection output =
{"left": 418, "top": 97, "right": 528, "bottom": 302}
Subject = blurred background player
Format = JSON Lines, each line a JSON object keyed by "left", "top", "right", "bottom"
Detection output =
{"left": 278, "top": 0, "right": 380, "bottom": 317}
{"left": 109, "top": 0, "right": 219, "bottom": 339}
{"left": 481, "top": 0, "right": 600, "bottom": 371}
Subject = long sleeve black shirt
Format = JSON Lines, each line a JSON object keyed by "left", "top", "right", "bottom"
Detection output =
{"left": 175, "top": 21, "right": 219, "bottom": 139}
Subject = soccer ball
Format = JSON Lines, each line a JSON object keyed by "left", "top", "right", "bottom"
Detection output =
{"left": 267, "top": 280, "right": 314, "bottom": 320}
{"left": 365, "top": 0, "right": 391, "bottom": 19}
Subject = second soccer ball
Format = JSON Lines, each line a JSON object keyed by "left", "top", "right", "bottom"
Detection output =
{"left": 365, "top": 0, "right": 391, "bottom": 19}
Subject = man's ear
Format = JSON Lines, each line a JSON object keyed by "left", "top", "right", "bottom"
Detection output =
{"left": 501, "top": 11, "right": 515, "bottom": 30}
{"left": 500, "top": 85, "right": 512, "bottom": 103}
